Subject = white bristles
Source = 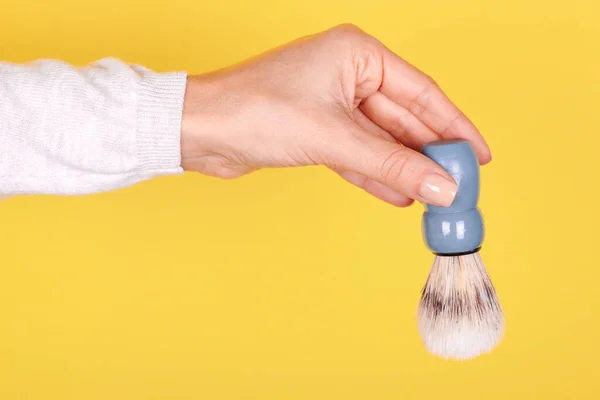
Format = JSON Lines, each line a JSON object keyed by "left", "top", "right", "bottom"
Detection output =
{"left": 417, "top": 252, "right": 504, "bottom": 360}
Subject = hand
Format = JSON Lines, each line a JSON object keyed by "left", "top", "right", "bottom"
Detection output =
{"left": 180, "top": 24, "right": 491, "bottom": 207}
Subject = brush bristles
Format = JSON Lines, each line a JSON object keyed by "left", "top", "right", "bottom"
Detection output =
{"left": 417, "top": 252, "right": 504, "bottom": 360}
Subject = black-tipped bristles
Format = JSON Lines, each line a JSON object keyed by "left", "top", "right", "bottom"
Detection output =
{"left": 417, "top": 252, "right": 504, "bottom": 360}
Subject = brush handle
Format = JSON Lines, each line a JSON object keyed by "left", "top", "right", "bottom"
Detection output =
{"left": 421, "top": 139, "right": 484, "bottom": 255}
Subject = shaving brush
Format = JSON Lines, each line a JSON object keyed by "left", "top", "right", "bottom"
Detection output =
{"left": 418, "top": 139, "right": 503, "bottom": 360}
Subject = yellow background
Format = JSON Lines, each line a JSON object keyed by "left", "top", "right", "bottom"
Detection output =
{"left": 1, "top": 0, "right": 599, "bottom": 399}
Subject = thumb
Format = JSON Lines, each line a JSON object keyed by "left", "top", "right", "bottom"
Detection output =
{"left": 336, "top": 128, "right": 458, "bottom": 207}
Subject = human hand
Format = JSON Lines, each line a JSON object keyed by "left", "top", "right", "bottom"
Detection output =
{"left": 180, "top": 24, "right": 491, "bottom": 207}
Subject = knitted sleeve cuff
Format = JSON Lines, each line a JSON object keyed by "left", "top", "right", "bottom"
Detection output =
{"left": 136, "top": 70, "right": 188, "bottom": 176}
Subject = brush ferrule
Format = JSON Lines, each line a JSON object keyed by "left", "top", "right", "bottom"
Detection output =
{"left": 421, "top": 140, "right": 484, "bottom": 254}
{"left": 432, "top": 246, "right": 482, "bottom": 257}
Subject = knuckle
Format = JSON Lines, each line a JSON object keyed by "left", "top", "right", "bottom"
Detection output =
{"left": 379, "top": 148, "right": 417, "bottom": 188}
{"left": 389, "top": 108, "right": 412, "bottom": 137}
{"left": 408, "top": 84, "right": 433, "bottom": 116}
{"left": 328, "top": 23, "right": 366, "bottom": 43}
{"left": 439, "top": 112, "right": 463, "bottom": 136}
{"left": 423, "top": 74, "right": 438, "bottom": 87}
{"left": 352, "top": 54, "right": 382, "bottom": 99}
{"left": 361, "top": 177, "right": 378, "bottom": 193}
{"left": 332, "top": 23, "right": 363, "bottom": 35}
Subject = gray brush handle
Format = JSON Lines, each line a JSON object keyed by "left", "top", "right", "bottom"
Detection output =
{"left": 421, "top": 139, "right": 484, "bottom": 255}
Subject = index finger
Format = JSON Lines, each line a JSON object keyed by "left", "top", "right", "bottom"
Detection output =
{"left": 378, "top": 46, "right": 492, "bottom": 164}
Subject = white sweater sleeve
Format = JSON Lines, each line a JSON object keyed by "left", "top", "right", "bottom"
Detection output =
{"left": 0, "top": 58, "right": 188, "bottom": 196}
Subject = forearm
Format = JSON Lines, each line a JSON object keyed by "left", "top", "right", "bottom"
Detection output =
{"left": 0, "top": 58, "right": 187, "bottom": 196}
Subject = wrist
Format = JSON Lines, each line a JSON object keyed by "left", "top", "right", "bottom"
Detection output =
{"left": 180, "top": 74, "right": 253, "bottom": 178}
{"left": 180, "top": 75, "right": 224, "bottom": 172}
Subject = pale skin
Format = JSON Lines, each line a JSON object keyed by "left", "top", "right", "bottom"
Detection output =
{"left": 180, "top": 24, "right": 491, "bottom": 207}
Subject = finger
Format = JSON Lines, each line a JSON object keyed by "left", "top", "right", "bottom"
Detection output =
{"left": 337, "top": 170, "right": 414, "bottom": 207}
{"left": 378, "top": 46, "right": 492, "bottom": 164}
{"left": 341, "top": 110, "right": 412, "bottom": 206}
{"left": 360, "top": 91, "right": 439, "bottom": 150}
{"left": 352, "top": 108, "right": 395, "bottom": 143}
{"left": 334, "top": 126, "right": 458, "bottom": 207}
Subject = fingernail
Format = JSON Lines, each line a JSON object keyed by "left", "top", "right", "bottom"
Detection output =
{"left": 419, "top": 174, "right": 457, "bottom": 207}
